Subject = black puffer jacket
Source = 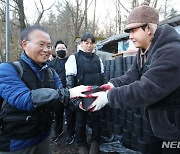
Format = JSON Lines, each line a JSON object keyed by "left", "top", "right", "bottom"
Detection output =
{"left": 108, "top": 25, "right": 180, "bottom": 140}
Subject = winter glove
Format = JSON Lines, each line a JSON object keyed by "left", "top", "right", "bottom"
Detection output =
{"left": 99, "top": 82, "right": 114, "bottom": 92}
{"left": 69, "top": 85, "right": 91, "bottom": 99}
{"left": 87, "top": 91, "right": 109, "bottom": 112}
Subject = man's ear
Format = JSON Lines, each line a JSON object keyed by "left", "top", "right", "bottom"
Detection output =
{"left": 21, "top": 40, "right": 27, "bottom": 49}
{"left": 147, "top": 26, "right": 152, "bottom": 35}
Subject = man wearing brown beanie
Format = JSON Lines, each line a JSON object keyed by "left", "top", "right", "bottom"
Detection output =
{"left": 88, "top": 2, "right": 180, "bottom": 154}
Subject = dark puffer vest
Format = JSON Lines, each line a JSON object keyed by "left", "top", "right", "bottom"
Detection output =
{"left": 75, "top": 50, "right": 103, "bottom": 86}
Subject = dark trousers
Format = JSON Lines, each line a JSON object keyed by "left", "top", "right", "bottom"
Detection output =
{"left": 76, "top": 110, "right": 101, "bottom": 147}
{"left": 54, "top": 102, "right": 64, "bottom": 134}
{"left": 66, "top": 108, "right": 76, "bottom": 137}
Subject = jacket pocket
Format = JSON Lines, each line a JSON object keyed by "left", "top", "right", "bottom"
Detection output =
{"left": 148, "top": 109, "right": 180, "bottom": 140}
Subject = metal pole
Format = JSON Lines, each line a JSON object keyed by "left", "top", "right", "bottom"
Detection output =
{"left": 6, "top": 0, "right": 10, "bottom": 62}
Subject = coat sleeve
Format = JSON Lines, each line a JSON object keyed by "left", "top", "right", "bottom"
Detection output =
{"left": 99, "top": 57, "right": 104, "bottom": 73}
{"left": 0, "top": 63, "right": 67, "bottom": 111}
{"left": 0, "top": 63, "right": 34, "bottom": 111}
{"left": 31, "top": 87, "right": 70, "bottom": 108}
{"left": 65, "top": 54, "right": 77, "bottom": 76}
{"left": 108, "top": 45, "right": 180, "bottom": 109}
{"left": 98, "top": 57, "right": 107, "bottom": 84}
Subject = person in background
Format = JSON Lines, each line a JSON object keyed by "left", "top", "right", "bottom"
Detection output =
{"left": 0, "top": 25, "right": 90, "bottom": 154}
{"left": 49, "top": 40, "right": 68, "bottom": 142}
{"left": 88, "top": 2, "right": 180, "bottom": 154}
{"left": 65, "top": 32, "right": 106, "bottom": 154}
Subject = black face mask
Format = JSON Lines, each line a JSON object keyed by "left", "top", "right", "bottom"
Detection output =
{"left": 57, "top": 50, "right": 66, "bottom": 58}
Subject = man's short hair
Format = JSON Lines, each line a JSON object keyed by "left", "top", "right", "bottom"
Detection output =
{"left": 81, "top": 32, "right": 95, "bottom": 43}
{"left": 54, "top": 40, "right": 67, "bottom": 49}
{"left": 21, "top": 25, "right": 49, "bottom": 42}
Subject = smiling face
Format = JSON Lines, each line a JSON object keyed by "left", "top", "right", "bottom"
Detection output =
{"left": 129, "top": 26, "right": 152, "bottom": 50}
{"left": 80, "top": 38, "right": 94, "bottom": 53}
{"left": 22, "top": 30, "right": 52, "bottom": 64}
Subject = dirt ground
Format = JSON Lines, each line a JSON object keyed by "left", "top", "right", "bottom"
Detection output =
{"left": 49, "top": 123, "right": 110, "bottom": 154}
{"left": 49, "top": 120, "right": 139, "bottom": 154}
{"left": 50, "top": 137, "right": 78, "bottom": 154}
{"left": 50, "top": 121, "right": 78, "bottom": 154}
{"left": 50, "top": 134, "right": 112, "bottom": 154}
{"left": 49, "top": 131, "right": 135, "bottom": 154}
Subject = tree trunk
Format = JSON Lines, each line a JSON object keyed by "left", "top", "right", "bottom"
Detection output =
{"left": 15, "top": 0, "right": 26, "bottom": 31}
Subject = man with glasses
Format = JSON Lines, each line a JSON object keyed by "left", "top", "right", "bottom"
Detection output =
{"left": 0, "top": 25, "right": 90, "bottom": 154}
{"left": 89, "top": 2, "right": 180, "bottom": 154}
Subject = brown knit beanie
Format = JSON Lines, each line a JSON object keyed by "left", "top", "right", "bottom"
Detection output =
{"left": 124, "top": 2, "right": 159, "bottom": 33}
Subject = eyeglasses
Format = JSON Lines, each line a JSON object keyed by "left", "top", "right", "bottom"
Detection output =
{"left": 26, "top": 40, "right": 52, "bottom": 50}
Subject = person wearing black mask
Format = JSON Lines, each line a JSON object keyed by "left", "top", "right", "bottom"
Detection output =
{"left": 57, "top": 49, "right": 66, "bottom": 58}
{"left": 49, "top": 40, "right": 68, "bottom": 142}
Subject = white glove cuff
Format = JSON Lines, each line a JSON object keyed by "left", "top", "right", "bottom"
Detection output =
{"left": 107, "top": 82, "right": 114, "bottom": 88}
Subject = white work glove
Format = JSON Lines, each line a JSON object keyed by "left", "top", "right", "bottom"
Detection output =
{"left": 99, "top": 82, "right": 114, "bottom": 91}
{"left": 87, "top": 91, "right": 109, "bottom": 112}
{"left": 69, "top": 85, "right": 91, "bottom": 99}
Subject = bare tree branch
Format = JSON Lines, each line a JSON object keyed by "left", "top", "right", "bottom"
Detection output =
{"left": 34, "top": 0, "right": 41, "bottom": 13}
{"left": 35, "top": 0, "right": 55, "bottom": 25}
{"left": 65, "top": 1, "right": 75, "bottom": 26}
{"left": 153, "top": 0, "right": 158, "bottom": 8}
{"left": 0, "top": 0, "right": 18, "bottom": 11}
{"left": 87, "top": 0, "right": 94, "bottom": 9}
{"left": 117, "top": 0, "right": 130, "bottom": 13}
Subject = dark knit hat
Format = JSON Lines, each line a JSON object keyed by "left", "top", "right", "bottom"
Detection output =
{"left": 124, "top": 2, "right": 159, "bottom": 33}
